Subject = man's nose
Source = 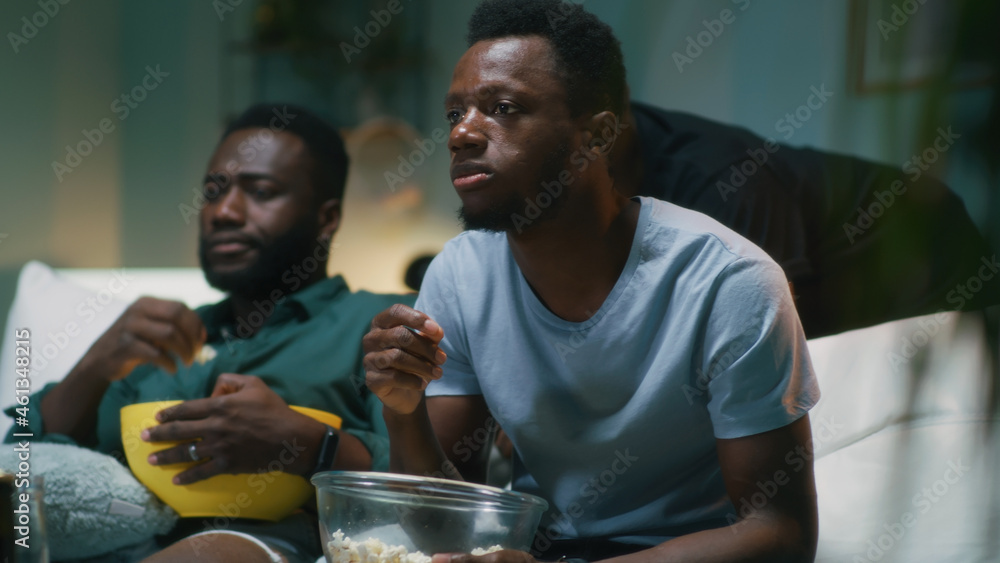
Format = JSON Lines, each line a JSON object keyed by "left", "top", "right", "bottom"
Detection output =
{"left": 210, "top": 187, "right": 246, "bottom": 226}
{"left": 449, "top": 109, "right": 487, "bottom": 154}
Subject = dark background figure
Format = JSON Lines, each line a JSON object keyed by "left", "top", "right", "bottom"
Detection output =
{"left": 612, "top": 101, "right": 999, "bottom": 337}
{"left": 404, "top": 253, "right": 438, "bottom": 292}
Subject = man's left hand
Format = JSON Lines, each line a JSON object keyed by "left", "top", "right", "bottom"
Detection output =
{"left": 141, "top": 373, "right": 327, "bottom": 484}
{"left": 431, "top": 552, "right": 538, "bottom": 563}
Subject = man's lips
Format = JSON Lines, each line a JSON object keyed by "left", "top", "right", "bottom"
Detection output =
{"left": 451, "top": 163, "right": 494, "bottom": 190}
{"left": 452, "top": 172, "right": 492, "bottom": 189}
{"left": 205, "top": 236, "right": 257, "bottom": 256}
{"left": 211, "top": 242, "right": 252, "bottom": 254}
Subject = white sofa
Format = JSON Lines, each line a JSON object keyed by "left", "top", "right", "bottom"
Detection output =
{"left": 1, "top": 261, "right": 997, "bottom": 562}
{"left": 805, "top": 308, "right": 999, "bottom": 561}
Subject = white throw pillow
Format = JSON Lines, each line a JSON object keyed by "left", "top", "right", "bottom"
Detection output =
{"left": 0, "top": 261, "right": 129, "bottom": 437}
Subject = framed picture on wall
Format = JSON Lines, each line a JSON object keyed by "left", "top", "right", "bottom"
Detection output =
{"left": 848, "top": 0, "right": 994, "bottom": 93}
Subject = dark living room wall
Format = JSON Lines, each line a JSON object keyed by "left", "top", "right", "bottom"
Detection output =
{"left": 0, "top": 0, "right": 995, "bottom": 275}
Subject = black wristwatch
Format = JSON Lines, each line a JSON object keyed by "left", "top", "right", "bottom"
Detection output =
{"left": 311, "top": 425, "right": 340, "bottom": 476}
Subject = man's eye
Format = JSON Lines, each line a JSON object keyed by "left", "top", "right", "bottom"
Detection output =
{"left": 203, "top": 184, "right": 223, "bottom": 201}
{"left": 242, "top": 184, "right": 278, "bottom": 200}
{"left": 251, "top": 187, "right": 275, "bottom": 199}
{"left": 446, "top": 110, "right": 463, "bottom": 125}
{"left": 493, "top": 103, "right": 517, "bottom": 115}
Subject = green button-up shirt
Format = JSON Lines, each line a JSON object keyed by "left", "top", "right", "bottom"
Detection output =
{"left": 9, "top": 275, "right": 413, "bottom": 471}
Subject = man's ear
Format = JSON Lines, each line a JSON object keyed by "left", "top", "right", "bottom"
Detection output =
{"left": 583, "top": 110, "right": 621, "bottom": 158}
{"left": 317, "top": 198, "right": 341, "bottom": 242}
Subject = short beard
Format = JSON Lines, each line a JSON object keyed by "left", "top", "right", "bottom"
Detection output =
{"left": 458, "top": 142, "right": 572, "bottom": 233}
{"left": 457, "top": 195, "right": 521, "bottom": 233}
{"left": 199, "top": 220, "right": 325, "bottom": 300}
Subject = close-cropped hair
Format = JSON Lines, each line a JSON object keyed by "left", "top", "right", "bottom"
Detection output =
{"left": 222, "top": 103, "right": 349, "bottom": 201}
{"left": 467, "top": 0, "right": 628, "bottom": 119}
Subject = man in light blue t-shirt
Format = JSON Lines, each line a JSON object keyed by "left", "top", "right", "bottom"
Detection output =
{"left": 362, "top": 1, "right": 820, "bottom": 561}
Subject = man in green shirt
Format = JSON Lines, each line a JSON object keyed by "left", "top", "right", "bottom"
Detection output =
{"left": 7, "top": 104, "right": 412, "bottom": 562}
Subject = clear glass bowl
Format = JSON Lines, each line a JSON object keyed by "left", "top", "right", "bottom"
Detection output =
{"left": 311, "top": 471, "right": 548, "bottom": 560}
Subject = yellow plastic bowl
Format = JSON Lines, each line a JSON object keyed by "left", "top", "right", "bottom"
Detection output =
{"left": 121, "top": 400, "right": 342, "bottom": 521}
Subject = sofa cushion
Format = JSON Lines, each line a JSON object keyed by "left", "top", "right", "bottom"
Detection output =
{"left": 807, "top": 310, "right": 993, "bottom": 457}
{"left": 0, "top": 262, "right": 129, "bottom": 437}
{"left": 807, "top": 309, "right": 998, "bottom": 561}
{"left": 0, "top": 442, "right": 178, "bottom": 560}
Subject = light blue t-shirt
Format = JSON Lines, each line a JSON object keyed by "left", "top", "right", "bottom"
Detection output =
{"left": 419, "top": 197, "right": 819, "bottom": 545}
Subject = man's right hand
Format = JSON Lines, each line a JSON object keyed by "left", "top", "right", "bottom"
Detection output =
{"left": 362, "top": 304, "right": 446, "bottom": 415}
{"left": 84, "top": 296, "right": 206, "bottom": 383}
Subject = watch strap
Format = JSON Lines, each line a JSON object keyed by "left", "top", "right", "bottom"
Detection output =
{"left": 311, "top": 424, "right": 339, "bottom": 476}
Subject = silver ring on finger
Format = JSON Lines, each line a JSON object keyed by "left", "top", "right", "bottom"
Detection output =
{"left": 188, "top": 442, "right": 201, "bottom": 462}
